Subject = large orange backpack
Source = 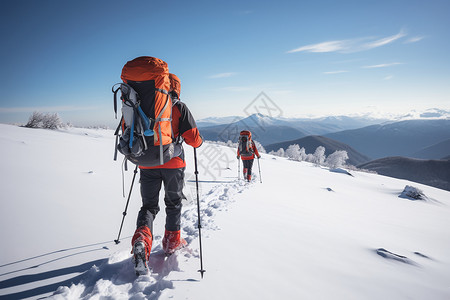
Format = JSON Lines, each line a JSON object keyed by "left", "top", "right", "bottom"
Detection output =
{"left": 238, "top": 130, "right": 254, "bottom": 157}
{"left": 113, "top": 56, "right": 180, "bottom": 166}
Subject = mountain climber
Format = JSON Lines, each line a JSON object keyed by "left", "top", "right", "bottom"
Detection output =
{"left": 237, "top": 130, "right": 260, "bottom": 182}
{"left": 132, "top": 73, "right": 203, "bottom": 267}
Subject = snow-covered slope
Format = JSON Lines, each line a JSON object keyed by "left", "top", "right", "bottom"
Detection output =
{"left": 1, "top": 124, "right": 449, "bottom": 300}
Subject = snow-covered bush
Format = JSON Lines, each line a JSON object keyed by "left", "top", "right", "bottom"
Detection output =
{"left": 312, "top": 146, "right": 326, "bottom": 166}
{"left": 270, "top": 144, "right": 351, "bottom": 169}
{"left": 304, "top": 153, "right": 314, "bottom": 162}
{"left": 286, "top": 144, "right": 301, "bottom": 160}
{"left": 298, "top": 147, "right": 307, "bottom": 161}
{"left": 25, "top": 111, "right": 63, "bottom": 129}
{"left": 269, "top": 148, "right": 285, "bottom": 157}
{"left": 42, "top": 113, "right": 63, "bottom": 129}
{"left": 325, "top": 150, "right": 349, "bottom": 168}
{"left": 25, "top": 111, "right": 45, "bottom": 128}
{"left": 226, "top": 140, "right": 238, "bottom": 148}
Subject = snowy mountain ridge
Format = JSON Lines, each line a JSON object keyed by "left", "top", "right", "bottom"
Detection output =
{"left": 0, "top": 124, "right": 450, "bottom": 299}
{"left": 198, "top": 107, "right": 450, "bottom": 127}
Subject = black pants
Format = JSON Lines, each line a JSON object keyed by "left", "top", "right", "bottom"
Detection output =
{"left": 242, "top": 159, "right": 254, "bottom": 176}
{"left": 137, "top": 167, "right": 186, "bottom": 233}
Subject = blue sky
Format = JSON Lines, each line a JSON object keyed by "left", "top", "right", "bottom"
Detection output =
{"left": 0, "top": 0, "right": 449, "bottom": 127}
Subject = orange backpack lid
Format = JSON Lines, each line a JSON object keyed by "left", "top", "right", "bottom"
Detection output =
{"left": 240, "top": 130, "right": 252, "bottom": 139}
{"left": 169, "top": 73, "right": 181, "bottom": 97}
{"left": 120, "top": 56, "right": 172, "bottom": 147}
{"left": 121, "top": 56, "right": 170, "bottom": 89}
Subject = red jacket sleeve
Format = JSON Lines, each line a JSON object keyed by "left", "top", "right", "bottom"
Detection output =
{"left": 173, "top": 102, "right": 203, "bottom": 148}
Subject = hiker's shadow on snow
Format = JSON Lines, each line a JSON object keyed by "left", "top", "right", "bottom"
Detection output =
{"left": 148, "top": 247, "right": 182, "bottom": 278}
{"left": 0, "top": 239, "right": 124, "bottom": 300}
{"left": 148, "top": 247, "right": 200, "bottom": 280}
{"left": 0, "top": 258, "right": 108, "bottom": 300}
{"left": 0, "top": 246, "right": 110, "bottom": 278}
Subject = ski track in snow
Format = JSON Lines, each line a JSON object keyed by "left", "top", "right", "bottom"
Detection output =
{"left": 51, "top": 177, "right": 255, "bottom": 299}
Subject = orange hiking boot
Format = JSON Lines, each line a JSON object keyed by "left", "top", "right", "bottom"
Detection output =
{"left": 247, "top": 174, "right": 252, "bottom": 182}
{"left": 162, "top": 230, "right": 187, "bottom": 255}
{"left": 132, "top": 226, "right": 153, "bottom": 275}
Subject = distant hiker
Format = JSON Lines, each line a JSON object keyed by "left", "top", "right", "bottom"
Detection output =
{"left": 237, "top": 130, "right": 260, "bottom": 182}
{"left": 113, "top": 57, "right": 202, "bottom": 275}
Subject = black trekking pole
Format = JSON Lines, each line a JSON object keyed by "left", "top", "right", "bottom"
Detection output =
{"left": 114, "top": 165, "right": 138, "bottom": 244}
{"left": 194, "top": 147, "right": 206, "bottom": 278}
{"left": 257, "top": 157, "right": 262, "bottom": 183}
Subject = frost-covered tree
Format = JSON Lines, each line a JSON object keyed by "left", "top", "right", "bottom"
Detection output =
{"left": 42, "top": 113, "right": 62, "bottom": 129}
{"left": 25, "top": 111, "right": 63, "bottom": 129}
{"left": 269, "top": 148, "right": 285, "bottom": 157}
{"left": 312, "top": 146, "right": 326, "bottom": 166}
{"left": 325, "top": 150, "right": 349, "bottom": 169}
{"left": 286, "top": 144, "right": 301, "bottom": 160}
{"left": 298, "top": 147, "right": 307, "bottom": 161}
{"left": 305, "top": 153, "right": 314, "bottom": 163}
{"left": 25, "top": 111, "right": 45, "bottom": 128}
{"left": 277, "top": 148, "right": 285, "bottom": 157}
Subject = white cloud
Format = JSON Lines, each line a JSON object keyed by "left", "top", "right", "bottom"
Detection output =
{"left": 405, "top": 36, "right": 424, "bottom": 43}
{"left": 288, "top": 29, "right": 407, "bottom": 54}
{"left": 323, "top": 70, "right": 349, "bottom": 74}
{"left": 208, "top": 72, "right": 237, "bottom": 79}
{"left": 383, "top": 75, "right": 394, "bottom": 80}
{"left": 361, "top": 30, "right": 406, "bottom": 50}
{"left": 362, "top": 62, "right": 403, "bottom": 68}
{"left": 287, "top": 40, "right": 351, "bottom": 53}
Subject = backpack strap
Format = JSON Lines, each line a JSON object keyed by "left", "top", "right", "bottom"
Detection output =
{"left": 155, "top": 93, "right": 172, "bottom": 165}
{"left": 112, "top": 83, "right": 122, "bottom": 119}
{"left": 113, "top": 119, "right": 122, "bottom": 161}
{"left": 156, "top": 88, "right": 169, "bottom": 95}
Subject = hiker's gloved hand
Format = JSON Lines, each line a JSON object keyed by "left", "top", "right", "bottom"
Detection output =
{"left": 237, "top": 156, "right": 240, "bottom": 159}
{"left": 257, "top": 155, "right": 261, "bottom": 159}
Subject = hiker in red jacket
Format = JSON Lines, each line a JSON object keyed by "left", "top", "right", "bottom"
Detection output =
{"left": 237, "top": 130, "right": 260, "bottom": 182}
{"left": 132, "top": 73, "right": 203, "bottom": 263}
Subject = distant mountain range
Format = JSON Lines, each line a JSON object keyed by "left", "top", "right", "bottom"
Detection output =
{"left": 412, "top": 139, "right": 450, "bottom": 160}
{"left": 198, "top": 113, "right": 390, "bottom": 145}
{"left": 265, "top": 135, "right": 371, "bottom": 166}
{"left": 197, "top": 116, "right": 243, "bottom": 128}
{"left": 198, "top": 114, "right": 450, "bottom": 161}
{"left": 197, "top": 108, "right": 450, "bottom": 130}
{"left": 199, "top": 114, "right": 308, "bottom": 146}
{"left": 196, "top": 111, "right": 450, "bottom": 191}
{"left": 325, "top": 119, "right": 450, "bottom": 159}
{"left": 358, "top": 157, "right": 450, "bottom": 191}
{"left": 198, "top": 113, "right": 388, "bottom": 136}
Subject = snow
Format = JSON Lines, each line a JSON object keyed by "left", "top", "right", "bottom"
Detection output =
{"left": 1, "top": 124, "right": 450, "bottom": 300}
